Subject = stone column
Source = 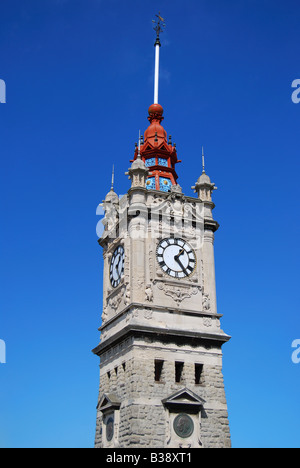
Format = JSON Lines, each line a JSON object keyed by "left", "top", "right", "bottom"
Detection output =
{"left": 202, "top": 229, "right": 217, "bottom": 314}
{"left": 126, "top": 157, "right": 149, "bottom": 304}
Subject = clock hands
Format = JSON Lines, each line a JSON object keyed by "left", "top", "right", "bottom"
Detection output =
{"left": 175, "top": 248, "right": 185, "bottom": 259}
{"left": 115, "top": 254, "right": 123, "bottom": 277}
{"left": 175, "top": 258, "right": 188, "bottom": 276}
{"left": 174, "top": 248, "right": 188, "bottom": 276}
{"left": 157, "top": 238, "right": 196, "bottom": 279}
{"left": 110, "top": 246, "right": 125, "bottom": 288}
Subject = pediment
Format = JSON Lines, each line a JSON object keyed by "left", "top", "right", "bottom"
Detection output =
{"left": 97, "top": 393, "right": 121, "bottom": 412}
{"left": 144, "top": 145, "right": 153, "bottom": 152}
{"left": 158, "top": 142, "right": 170, "bottom": 152}
{"left": 162, "top": 388, "right": 205, "bottom": 410}
{"left": 142, "top": 142, "right": 171, "bottom": 154}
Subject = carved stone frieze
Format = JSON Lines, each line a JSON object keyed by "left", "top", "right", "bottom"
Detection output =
{"left": 143, "top": 309, "right": 153, "bottom": 320}
{"left": 203, "top": 317, "right": 212, "bottom": 328}
{"left": 125, "top": 308, "right": 139, "bottom": 323}
{"left": 107, "top": 284, "right": 126, "bottom": 311}
{"left": 155, "top": 280, "right": 202, "bottom": 306}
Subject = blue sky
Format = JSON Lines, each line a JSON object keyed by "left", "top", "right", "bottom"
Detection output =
{"left": 0, "top": 0, "right": 299, "bottom": 448}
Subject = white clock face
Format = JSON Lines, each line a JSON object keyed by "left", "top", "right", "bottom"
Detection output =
{"left": 156, "top": 238, "right": 196, "bottom": 278}
{"left": 110, "top": 245, "right": 125, "bottom": 288}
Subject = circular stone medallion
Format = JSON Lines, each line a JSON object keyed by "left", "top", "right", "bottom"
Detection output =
{"left": 173, "top": 413, "right": 194, "bottom": 439}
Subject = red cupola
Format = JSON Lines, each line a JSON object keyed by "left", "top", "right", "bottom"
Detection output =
{"left": 131, "top": 104, "right": 181, "bottom": 192}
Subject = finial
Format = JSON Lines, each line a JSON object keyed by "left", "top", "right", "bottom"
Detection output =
{"left": 137, "top": 130, "right": 141, "bottom": 159}
{"left": 202, "top": 146, "right": 205, "bottom": 174}
{"left": 111, "top": 164, "right": 115, "bottom": 190}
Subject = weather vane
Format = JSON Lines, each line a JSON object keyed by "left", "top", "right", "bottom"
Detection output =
{"left": 152, "top": 12, "right": 166, "bottom": 44}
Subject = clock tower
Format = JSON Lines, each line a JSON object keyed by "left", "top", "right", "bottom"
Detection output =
{"left": 93, "top": 15, "right": 231, "bottom": 449}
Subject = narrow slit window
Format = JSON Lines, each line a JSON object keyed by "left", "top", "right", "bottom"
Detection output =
{"left": 175, "top": 362, "right": 184, "bottom": 383}
{"left": 195, "top": 364, "right": 204, "bottom": 385}
{"left": 155, "top": 360, "right": 164, "bottom": 382}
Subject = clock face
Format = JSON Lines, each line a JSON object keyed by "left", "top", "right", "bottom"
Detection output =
{"left": 156, "top": 238, "right": 196, "bottom": 278}
{"left": 110, "top": 245, "right": 125, "bottom": 288}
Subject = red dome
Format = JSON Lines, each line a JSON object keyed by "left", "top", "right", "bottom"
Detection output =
{"left": 144, "top": 103, "right": 166, "bottom": 143}
{"left": 148, "top": 103, "right": 164, "bottom": 117}
{"left": 131, "top": 103, "right": 181, "bottom": 191}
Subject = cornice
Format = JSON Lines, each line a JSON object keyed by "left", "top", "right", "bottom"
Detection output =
{"left": 92, "top": 323, "right": 231, "bottom": 357}
{"left": 98, "top": 302, "right": 223, "bottom": 332}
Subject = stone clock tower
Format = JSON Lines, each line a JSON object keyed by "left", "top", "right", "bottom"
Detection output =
{"left": 93, "top": 16, "right": 231, "bottom": 449}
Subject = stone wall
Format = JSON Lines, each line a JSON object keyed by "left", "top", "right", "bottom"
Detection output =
{"left": 95, "top": 337, "right": 231, "bottom": 448}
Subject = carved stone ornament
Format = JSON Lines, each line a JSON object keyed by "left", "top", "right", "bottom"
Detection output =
{"left": 143, "top": 309, "right": 153, "bottom": 320}
{"left": 102, "top": 306, "right": 108, "bottom": 323}
{"left": 125, "top": 308, "right": 139, "bottom": 323}
{"left": 149, "top": 246, "right": 155, "bottom": 282}
{"left": 124, "top": 284, "right": 131, "bottom": 306}
{"left": 155, "top": 281, "right": 201, "bottom": 306}
{"left": 107, "top": 285, "right": 126, "bottom": 311}
{"left": 203, "top": 317, "right": 212, "bottom": 328}
{"left": 145, "top": 284, "right": 154, "bottom": 302}
{"left": 202, "top": 293, "right": 211, "bottom": 311}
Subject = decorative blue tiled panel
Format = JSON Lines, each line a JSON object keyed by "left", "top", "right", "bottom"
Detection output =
{"left": 158, "top": 158, "right": 168, "bottom": 167}
{"left": 145, "top": 158, "right": 156, "bottom": 167}
{"left": 146, "top": 177, "right": 156, "bottom": 190}
{"left": 159, "top": 177, "right": 172, "bottom": 192}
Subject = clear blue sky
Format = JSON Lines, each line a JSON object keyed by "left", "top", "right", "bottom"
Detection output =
{"left": 0, "top": 0, "right": 299, "bottom": 448}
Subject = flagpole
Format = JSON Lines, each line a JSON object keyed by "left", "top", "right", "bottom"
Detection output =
{"left": 152, "top": 13, "right": 165, "bottom": 105}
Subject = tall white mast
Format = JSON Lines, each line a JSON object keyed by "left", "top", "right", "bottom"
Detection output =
{"left": 154, "top": 41, "right": 160, "bottom": 104}
{"left": 152, "top": 13, "right": 166, "bottom": 104}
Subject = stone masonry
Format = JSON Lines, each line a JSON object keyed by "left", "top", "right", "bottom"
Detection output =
{"left": 93, "top": 104, "right": 231, "bottom": 448}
